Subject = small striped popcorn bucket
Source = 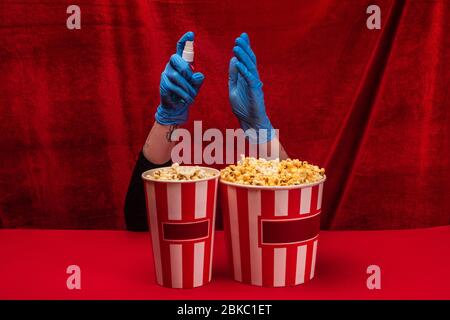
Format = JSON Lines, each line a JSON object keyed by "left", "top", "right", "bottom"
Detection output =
{"left": 220, "top": 177, "right": 325, "bottom": 287}
{"left": 142, "top": 167, "right": 220, "bottom": 289}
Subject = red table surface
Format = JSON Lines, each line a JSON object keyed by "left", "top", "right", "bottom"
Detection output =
{"left": 0, "top": 227, "right": 449, "bottom": 300}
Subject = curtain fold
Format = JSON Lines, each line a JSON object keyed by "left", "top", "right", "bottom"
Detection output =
{"left": 323, "top": 0, "right": 405, "bottom": 228}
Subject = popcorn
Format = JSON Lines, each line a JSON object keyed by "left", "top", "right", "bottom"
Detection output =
{"left": 145, "top": 163, "right": 216, "bottom": 181}
{"left": 220, "top": 156, "right": 325, "bottom": 186}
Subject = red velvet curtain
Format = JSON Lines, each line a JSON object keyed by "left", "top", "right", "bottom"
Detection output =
{"left": 0, "top": 0, "right": 449, "bottom": 230}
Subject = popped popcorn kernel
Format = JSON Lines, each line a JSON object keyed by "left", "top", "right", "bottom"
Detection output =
{"left": 145, "top": 163, "right": 216, "bottom": 181}
{"left": 220, "top": 156, "right": 325, "bottom": 186}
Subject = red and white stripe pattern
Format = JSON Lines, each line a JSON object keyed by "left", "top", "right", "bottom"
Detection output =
{"left": 221, "top": 182, "right": 324, "bottom": 287}
{"left": 144, "top": 178, "right": 218, "bottom": 288}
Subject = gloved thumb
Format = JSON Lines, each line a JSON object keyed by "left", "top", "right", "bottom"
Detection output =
{"left": 191, "top": 72, "right": 205, "bottom": 91}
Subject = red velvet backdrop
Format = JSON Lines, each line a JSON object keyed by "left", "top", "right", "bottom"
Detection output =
{"left": 0, "top": 0, "right": 449, "bottom": 230}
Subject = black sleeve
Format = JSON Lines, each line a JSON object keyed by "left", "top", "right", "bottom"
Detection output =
{"left": 124, "top": 151, "right": 171, "bottom": 231}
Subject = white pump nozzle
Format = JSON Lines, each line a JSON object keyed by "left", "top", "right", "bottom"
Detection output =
{"left": 182, "top": 41, "right": 194, "bottom": 63}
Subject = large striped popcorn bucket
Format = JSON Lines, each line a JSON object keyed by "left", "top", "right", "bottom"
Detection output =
{"left": 220, "top": 177, "right": 325, "bottom": 287}
{"left": 142, "top": 167, "right": 220, "bottom": 289}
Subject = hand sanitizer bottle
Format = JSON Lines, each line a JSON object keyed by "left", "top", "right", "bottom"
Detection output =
{"left": 182, "top": 40, "right": 194, "bottom": 69}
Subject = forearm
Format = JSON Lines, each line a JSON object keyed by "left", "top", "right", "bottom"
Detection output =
{"left": 257, "top": 135, "right": 289, "bottom": 160}
{"left": 143, "top": 121, "right": 177, "bottom": 164}
{"left": 124, "top": 122, "right": 178, "bottom": 231}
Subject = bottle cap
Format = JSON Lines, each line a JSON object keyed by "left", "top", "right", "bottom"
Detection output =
{"left": 182, "top": 41, "right": 194, "bottom": 63}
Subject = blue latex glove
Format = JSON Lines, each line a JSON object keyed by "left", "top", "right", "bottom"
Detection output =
{"left": 228, "top": 33, "right": 274, "bottom": 144}
{"left": 155, "top": 31, "right": 205, "bottom": 125}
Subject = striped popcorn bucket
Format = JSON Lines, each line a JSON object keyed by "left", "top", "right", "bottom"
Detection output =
{"left": 220, "top": 177, "right": 326, "bottom": 287}
{"left": 142, "top": 167, "right": 220, "bottom": 289}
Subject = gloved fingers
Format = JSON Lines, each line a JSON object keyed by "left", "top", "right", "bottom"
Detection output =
{"left": 240, "top": 32, "right": 250, "bottom": 44}
{"left": 228, "top": 57, "right": 238, "bottom": 88}
{"left": 236, "top": 35, "right": 257, "bottom": 65}
{"left": 176, "top": 31, "right": 195, "bottom": 56}
{"left": 169, "top": 54, "right": 194, "bottom": 81}
{"left": 233, "top": 46, "right": 257, "bottom": 76}
{"left": 190, "top": 72, "right": 205, "bottom": 91}
{"left": 166, "top": 69, "right": 197, "bottom": 98}
{"left": 235, "top": 61, "right": 261, "bottom": 88}
{"left": 161, "top": 73, "right": 194, "bottom": 104}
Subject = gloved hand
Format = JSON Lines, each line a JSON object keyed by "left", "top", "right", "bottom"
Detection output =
{"left": 228, "top": 33, "right": 274, "bottom": 144}
{"left": 155, "top": 31, "right": 205, "bottom": 125}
